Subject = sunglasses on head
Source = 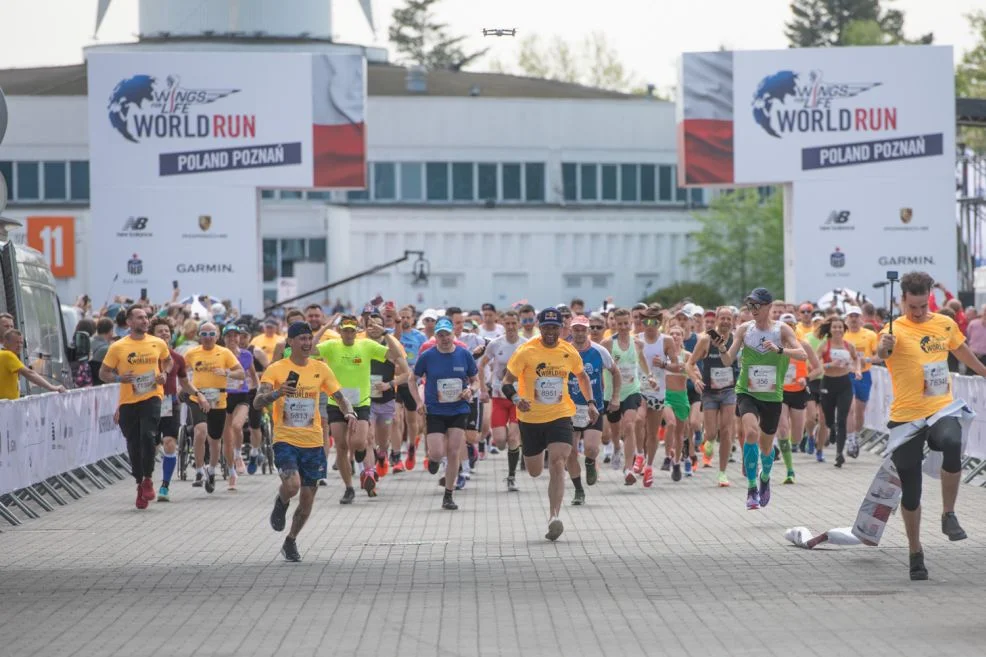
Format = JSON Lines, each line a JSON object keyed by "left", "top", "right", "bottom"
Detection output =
{"left": 199, "top": 331, "right": 217, "bottom": 337}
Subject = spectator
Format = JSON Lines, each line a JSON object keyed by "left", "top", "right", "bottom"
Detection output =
{"left": 0, "top": 330, "right": 66, "bottom": 399}
{"left": 71, "top": 318, "right": 97, "bottom": 387}
{"left": 965, "top": 305, "right": 986, "bottom": 366}
{"left": 861, "top": 302, "right": 882, "bottom": 332}
{"left": 89, "top": 318, "right": 115, "bottom": 386}
{"left": 0, "top": 312, "right": 14, "bottom": 334}
{"left": 937, "top": 308, "right": 962, "bottom": 372}
{"left": 114, "top": 308, "right": 129, "bottom": 338}
{"left": 175, "top": 319, "right": 200, "bottom": 355}
{"left": 945, "top": 298, "right": 967, "bottom": 334}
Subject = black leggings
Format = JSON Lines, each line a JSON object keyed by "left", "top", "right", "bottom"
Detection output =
{"left": 118, "top": 397, "right": 162, "bottom": 484}
{"left": 889, "top": 416, "right": 962, "bottom": 511}
{"left": 820, "top": 375, "right": 853, "bottom": 455}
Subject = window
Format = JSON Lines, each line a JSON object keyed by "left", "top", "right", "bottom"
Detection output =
{"left": 440, "top": 274, "right": 460, "bottom": 289}
{"left": 263, "top": 239, "right": 278, "bottom": 282}
{"left": 263, "top": 289, "right": 277, "bottom": 306}
{"left": 426, "top": 162, "right": 449, "bottom": 200}
{"left": 17, "top": 162, "right": 39, "bottom": 200}
{"left": 308, "top": 238, "right": 327, "bottom": 262}
{"left": 640, "top": 164, "right": 656, "bottom": 201}
{"left": 43, "top": 162, "right": 66, "bottom": 200}
{"left": 601, "top": 165, "right": 617, "bottom": 200}
{"left": 452, "top": 162, "right": 474, "bottom": 201}
{"left": 478, "top": 163, "right": 497, "bottom": 200}
{"left": 373, "top": 162, "right": 396, "bottom": 200}
{"left": 0, "top": 161, "right": 12, "bottom": 198}
{"left": 260, "top": 189, "right": 275, "bottom": 199}
{"left": 658, "top": 165, "right": 673, "bottom": 201}
{"left": 621, "top": 164, "right": 637, "bottom": 201}
{"left": 562, "top": 163, "right": 577, "bottom": 201}
{"left": 564, "top": 274, "right": 582, "bottom": 288}
{"left": 580, "top": 164, "right": 597, "bottom": 200}
{"left": 69, "top": 161, "right": 89, "bottom": 200}
{"left": 592, "top": 274, "right": 609, "bottom": 289}
{"left": 502, "top": 163, "right": 521, "bottom": 200}
{"left": 676, "top": 169, "right": 687, "bottom": 202}
{"left": 690, "top": 188, "right": 704, "bottom": 206}
{"left": 400, "top": 162, "right": 423, "bottom": 200}
{"left": 307, "top": 190, "right": 331, "bottom": 200}
{"left": 347, "top": 164, "right": 370, "bottom": 201}
{"left": 280, "top": 190, "right": 303, "bottom": 200}
{"left": 525, "top": 163, "right": 545, "bottom": 201}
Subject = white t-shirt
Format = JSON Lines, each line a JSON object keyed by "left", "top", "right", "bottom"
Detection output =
{"left": 486, "top": 334, "right": 528, "bottom": 397}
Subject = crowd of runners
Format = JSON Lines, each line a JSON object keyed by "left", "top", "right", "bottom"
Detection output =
{"left": 70, "top": 273, "right": 981, "bottom": 577}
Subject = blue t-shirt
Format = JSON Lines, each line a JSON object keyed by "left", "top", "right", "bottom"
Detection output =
{"left": 684, "top": 332, "right": 700, "bottom": 392}
{"left": 400, "top": 329, "right": 427, "bottom": 367}
{"left": 413, "top": 345, "right": 477, "bottom": 416}
{"left": 568, "top": 342, "right": 613, "bottom": 412}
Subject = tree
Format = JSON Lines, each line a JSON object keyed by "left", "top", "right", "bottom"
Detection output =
{"left": 643, "top": 282, "right": 725, "bottom": 310}
{"left": 683, "top": 190, "right": 784, "bottom": 303}
{"left": 786, "top": 0, "right": 932, "bottom": 48}
{"left": 388, "top": 0, "right": 488, "bottom": 71}
{"left": 956, "top": 11, "right": 986, "bottom": 152}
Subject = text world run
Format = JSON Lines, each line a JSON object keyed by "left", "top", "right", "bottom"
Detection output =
{"left": 131, "top": 114, "right": 256, "bottom": 139}
{"left": 773, "top": 107, "right": 896, "bottom": 134}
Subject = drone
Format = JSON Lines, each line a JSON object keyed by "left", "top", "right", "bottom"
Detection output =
{"left": 482, "top": 28, "right": 517, "bottom": 37}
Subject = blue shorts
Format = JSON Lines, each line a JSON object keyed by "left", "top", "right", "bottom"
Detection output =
{"left": 852, "top": 370, "right": 873, "bottom": 403}
{"left": 273, "top": 442, "right": 327, "bottom": 488}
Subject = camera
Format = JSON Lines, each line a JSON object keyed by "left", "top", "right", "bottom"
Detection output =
{"left": 886, "top": 271, "right": 899, "bottom": 282}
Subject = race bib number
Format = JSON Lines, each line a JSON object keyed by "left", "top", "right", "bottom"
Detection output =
{"left": 160, "top": 395, "right": 174, "bottom": 418}
{"left": 370, "top": 374, "right": 383, "bottom": 399}
{"left": 830, "top": 348, "right": 851, "bottom": 366}
{"left": 535, "top": 376, "right": 564, "bottom": 405}
{"left": 923, "top": 362, "right": 950, "bottom": 397}
{"left": 341, "top": 387, "right": 362, "bottom": 407}
{"left": 437, "top": 378, "right": 463, "bottom": 403}
{"left": 747, "top": 365, "right": 777, "bottom": 393}
{"left": 132, "top": 371, "right": 156, "bottom": 395}
{"left": 573, "top": 404, "right": 590, "bottom": 428}
{"left": 784, "top": 363, "right": 797, "bottom": 385}
{"left": 282, "top": 397, "right": 316, "bottom": 428}
{"left": 710, "top": 367, "right": 734, "bottom": 390}
{"left": 199, "top": 388, "right": 221, "bottom": 405}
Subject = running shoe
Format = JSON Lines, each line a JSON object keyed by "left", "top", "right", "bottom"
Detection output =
{"left": 602, "top": 443, "right": 613, "bottom": 464}
{"left": 746, "top": 487, "right": 760, "bottom": 510}
{"left": 572, "top": 489, "right": 586, "bottom": 506}
{"left": 610, "top": 451, "right": 621, "bottom": 470}
{"left": 140, "top": 477, "right": 156, "bottom": 502}
{"left": 360, "top": 470, "right": 377, "bottom": 496}
{"left": 909, "top": 551, "right": 928, "bottom": 581}
{"left": 690, "top": 455, "right": 699, "bottom": 472}
{"left": 405, "top": 444, "right": 417, "bottom": 471}
{"left": 834, "top": 453, "right": 845, "bottom": 468}
{"left": 157, "top": 485, "right": 170, "bottom": 501}
{"left": 660, "top": 457, "right": 672, "bottom": 472}
{"left": 442, "top": 492, "right": 458, "bottom": 510}
{"left": 816, "top": 451, "right": 825, "bottom": 463}
{"left": 807, "top": 436, "right": 816, "bottom": 455}
{"left": 205, "top": 469, "right": 216, "bottom": 494}
{"left": 702, "top": 452, "right": 713, "bottom": 468}
{"left": 392, "top": 461, "right": 406, "bottom": 474}
{"left": 782, "top": 472, "right": 796, "bottom": 485}
{"left": 319, "top": 478, "right": 329, "bottom": 486}
{"left": 942, "top": 512, "right": 968, "bottom": 541}
{"left": 683, "top": 459, "right": 693, "bottom": 478}
{"left": 281, "top": 537, "right": 302, "bottom": 562}
{"left": 468, "top": 444, "right": 479, "bottom": 469}
{"left": 375, "top": 454, "right": 389, "bottom": 479}
{"left": 247, "top": 454, "right": 258, "bottom": 475}
{"left": 624, "top": 470, "right": 637, "bottom": 486}
{"left": 703, "top": 440, "right": 714, "bottom": 459}
{"left": 192, "top": 471, "right": 204, "bottom": 487}
{"left": 716, "top": 471, "right": 730, "bottom": 487}
{"left": 585, "top": 459, "right": 598, "bottom": 486}
{"left": 455, "top": 473, "right": 467, "bottom": 490}
{"left": 227, "top": 472, "right": 238, "bottom": 491}
{"left": 671, "top": 463, "right": 682, "bottom": 482}
{"left": 642, "top": 465, "right": 654, "bottom": 488}
{"left": 489, "top": 444, "right": 500, "bottom": 455}
{"left": 632, "top": 454, "right": 645, "bottom": 474}
{"left": 506, "top": 476, "right": 519, "bottom": 492}
{"left": 235, "top": 458, "right": 246, "bottom": 476}
{"left": 270, "top": 495, "right": 289, "bottom": 531}
{"left": 847, "top": 436, "right": 860, "bottom": 459}
{"left": 798, "top": 436, "right": 807, "bottom": 453}
{"left": 135, "top": 485, "right": 148, "bottom": 510}
{"left": 339, "top": 487, "right": 355, "bottom": 505}
{"left": 545, "top": 516, "right": 564, "bottom": 541}
{"left": 758, "top": 478, "right": 771, "bottom": 507}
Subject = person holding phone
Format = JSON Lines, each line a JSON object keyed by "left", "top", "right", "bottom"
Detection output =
{"left": 255, "top": 321, "right": 354, "bottom": 562}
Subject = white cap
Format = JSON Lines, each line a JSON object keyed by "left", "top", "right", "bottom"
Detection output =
{"left": 420, "top": 308, "right": 439, "bottom": 321}
{"left": 691, "top": 305, "right": 704, "bottom": 317}
{"left": 845, "top": 305, "right": 863, "bottom": 316}
{"left": 779, "top": 313, "right": 797, "bottom": 324}
{"left": 681, "top": 303, "right": 696, "bottom": 316}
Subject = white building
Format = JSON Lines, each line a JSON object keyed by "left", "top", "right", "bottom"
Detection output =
{"left": 0, "top": 0, "right": 707, "bottom": 312}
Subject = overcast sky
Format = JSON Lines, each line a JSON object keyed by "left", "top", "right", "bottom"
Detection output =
{"left": 0, "top": 0, "right": 981, "bottom": 89}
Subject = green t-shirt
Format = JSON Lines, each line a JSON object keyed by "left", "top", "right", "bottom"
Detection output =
{"left": 316, "top": 339, "right": 389, "bottom": 408}
{"left": 735, "top": 321, "right": 789, "bottom": 402}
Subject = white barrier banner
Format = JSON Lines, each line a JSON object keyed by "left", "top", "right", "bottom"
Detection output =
{"left": 0, "top": 385, "right": 126, "bottom": 496}
{"left": 864, "top": 367, "right": 986, "bottom": 460}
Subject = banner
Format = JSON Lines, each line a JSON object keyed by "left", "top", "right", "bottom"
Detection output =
{"left": 0, "top": 385, "right": 126, "bottom": 496}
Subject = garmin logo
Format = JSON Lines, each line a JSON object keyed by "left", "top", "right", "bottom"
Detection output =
{"left": 176, "top": 263, "right": 234, "bottom": 273}
{"left": 877, "top": 256, "right": 935, "bottom": 266}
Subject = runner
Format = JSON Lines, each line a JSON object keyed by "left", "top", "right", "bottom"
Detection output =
{"left": 365, "top": 314, "right": 406, "bottom": 477}
{"left": 567, "top": 314, "right": 620, "bottom": 503}
{"left": 239, "top": 327, "right": 268, "bottom": 474}
{"left": 875, "top": 271, "right": 986, "bottom": 580}
{"left": 778, "top": 313, "right": 823, "bottom": 484}
{"left": 443, "top": 307, "right": 488, "bottom": 481}
{"left": 518, "top": 304, "right": 540, "bottom": 340}
{"left": 638, "top": 306, "right": 672, "bottom": 486}
{"left": 601, "top": 308, "right": 650, "bottom": 486}
{"left": 662, "top": 325, "right": 692, "bottom": 480}
{"left": 419, "top": 309, "right": 439, "bottom": 340}
{"left": 588, "top": 315, "right": 616, "bottom": 463}
{"left": 804, "top": 311, "right": 827, "bottom": 455}
{"left": 795, "top": 303, "right": 815, "bottom": 341}
{"left": 220, "top": 325, "right": 259, "bottom": 490}
{"left": 478, "top": 310, "right": 528, "bottom": 491}
{"left": 255, "top": 321, "right": 354, "bottom": 562}
{"left": 411, "top": 317, "right": 475, "bottom": 510}
{"left": 843, "top": 305, "right": 880, "bottom": 459}
{"left": 148, "top": 317, "right": 195, "bottom": 501}
{"left": 502, "top": 307, "right": 596, "bottom": 540}
{"left": 688, "top": 306, "right": 739, "bottom": 487}
{"left": 250, "top": 317, "right": 281, "bottom": 362}
{"left": 815, "top": 316, "right": 862, "bottom": 468}
{"left": 718, "top": 288, "right": 806, "bottom": 510}
{"left": 397, "top": 305, "right": 427, "bottom": 471}
{"left": 477, "top": 303, "right": 505, "bottom": 340}
{"left": 98, "top": 306, "right": 171, "bottom": 509}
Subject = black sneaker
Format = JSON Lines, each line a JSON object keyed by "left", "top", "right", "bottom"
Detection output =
{"left": 205, "top": 470, "right": 215, "bottom": 493}
{"left": 339, "top": 487, "right": 355, "bottom": 505}
{"left": 909, "top": 551, "right": 928, "bottom": 581}
{"left": 834, "top": 453, "right": 845, "bottom": 469}
{"left": 660, "top": 457, "right": 672, "bottom": 472}
{"left": 585, "top": 459, "right": 598, "bottom": 486}
{"left": 281, "top": 538, "right": 302, "bottom": 562}
{"left": 269, "top": 495, "right": 289, "bottom": 531}
{"left": 572, "top": 489, "right": 585, "bottom": 506}
{"left": 442, "top": 492, "right": 458, "bottom": 510}
{"left": 942, "top": 512, "right": 968, "bottom": 541}
{"left": 192, "top": 471, "right": 204, "bottom": 487}
{"left": 671, "top": 463, "right": 682, "bottom": 482}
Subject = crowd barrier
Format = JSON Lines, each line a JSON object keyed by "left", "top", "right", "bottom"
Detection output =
{"left": 0, "top": 384, "right": 130, "bottom": 525}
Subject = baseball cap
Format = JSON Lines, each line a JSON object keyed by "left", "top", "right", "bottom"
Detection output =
{"left": 745, "top": 288, "right": 773, "bottom": 305}
{"left": 704, "top": 309, "right": 716, "bottom": 318}
{"left": 435, "top": 317, "right": 454, "bottom": 334}
{"left": 811, "top": 311, "right": 825, "bottom": 322}
{"left": 681, "top": 303, "right": 696, "bottom": 316}
{"left": 222, "top": 324, "right": 242, "bottom": 336}
{"left": 571, "top": 315, "right": 590, "bottom": 327}
{"left": 339, "top": 317, "right": 359, "bottom": 330}
{"left": 845, "top": 305, "right": 863, "bottom": 316}
{"left": 286, "top": 322, "right": 312, "bottom": 339}
{"left": 263, "top": 317, "right": 279, "bottom": 327}
{"left": 779, "top": 313, "right": 797, "bottom": 324}
{"left": 538, "top": 307, "right": 563, "bottom": 326}
{"left": 691, "top": 305, "right": 705, "bottom": 317}
{"left": 420, "top": 309, "right": 439, "bottom": 322}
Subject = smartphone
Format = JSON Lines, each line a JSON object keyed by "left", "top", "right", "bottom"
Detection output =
{"left": 172, "top": 280, "right": 179, "bottom": 290}
{"left": 886, "top": 270, "right": 899, "bottom": 281}
{"left": 140, "top": 288, "right": 147, "bottom": 300}
{"left": 706, "top": 329, "right": 721, "bottom": 342}
{"left": 285, "top": 371, "right": 300, "bottom": 388}
{"left": 82, "top": 294, "right": 90, "bottom": 305}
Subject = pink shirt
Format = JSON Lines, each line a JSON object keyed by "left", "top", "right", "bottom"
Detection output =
{"left": 965, "top": 318, "right": 986, "bottom": 355}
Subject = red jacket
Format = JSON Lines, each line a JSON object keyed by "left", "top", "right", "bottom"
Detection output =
{"left": 929, "top": 289, "right": 967, "bottom": 333}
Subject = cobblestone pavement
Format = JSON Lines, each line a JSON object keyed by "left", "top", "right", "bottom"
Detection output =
{"left": 2, "top": 445, "right": 986, "bottom": 657}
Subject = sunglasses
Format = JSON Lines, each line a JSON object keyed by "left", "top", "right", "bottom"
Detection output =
{"left": 589, "top": 324, "right": 605, "bottom": 330}
{"left": 199, "top": 331, "right": 217, "bottom": 337}
{"left": 748, "top": 303, "right": 762, "bottom": 312}
{"left": 642, "top": 318, "right": 660, "bottom": 326}
{"left": 520, "top": 318, "right": 535, "bottom": 325}
{"left": 800, "top": 310, "right": 812, "bottom": 314}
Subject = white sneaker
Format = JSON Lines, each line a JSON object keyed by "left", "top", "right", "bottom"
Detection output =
{"left": 545, "top": 516, "right": 564, "bottom": 541}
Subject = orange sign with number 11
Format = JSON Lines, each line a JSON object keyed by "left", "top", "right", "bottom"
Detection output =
{"left": 26, "top": 216, "right": 75, "bottom": 278}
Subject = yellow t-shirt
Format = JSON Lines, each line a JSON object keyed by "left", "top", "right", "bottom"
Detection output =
{"left": 506, "top": 337, "right": 584, "bottom": 424}
{"left": 795, "top": 323, "right": 813, "bottom": 341}
{"left": 261, "top": 358, "right": 341, "bottom": 448}
{"left": 102, "top": 335, "right": 170, "bottom": 406}
{"left": 250, "top": 333, "right": 280, "bottom": 362}
{"left": 0, "top": 349, "right": 25, "bottom": 400}
{"left": 844, "top": 328, "right": 879, "bottom": 372}
{"left": 319, "top": 329, "right": 342, "bottom": 343}
{"left": 881, "top": 314, "right": 964, "bottom": 423}
{"left": 184, "top": 345, "right": 240, "bottom": 410}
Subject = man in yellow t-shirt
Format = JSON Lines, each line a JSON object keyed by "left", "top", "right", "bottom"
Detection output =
{"left": 843, "top": 306, "right": 880, "bottom": 457}
{"left": 255, "top": 321, "right": 356, "bottom": 562}
{"left": 503, "top": 307, "right": 595, "bottom": 542}
{"left": 0, "top": 329, "right": 67, "bottom": 400}
{"left": 183, "top": 322, "right": 245, "bottom": 494}
{"left": 99, "top": 307, "right": 170, "bottom": 509}
{"left": 795, "top": 303, "right": 815, "bottom": 341}
{"left": 250, "top": 318, "right": 282, "bottom": 362}
{"left": 876, "top": 271, "right": 986, "bottom": 581}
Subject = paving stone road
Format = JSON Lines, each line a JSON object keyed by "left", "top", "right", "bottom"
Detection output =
{"left": 2, "top": 446, "right": 986, "bottom": 657}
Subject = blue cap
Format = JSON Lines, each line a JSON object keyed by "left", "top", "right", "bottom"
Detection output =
{"left": 538, "top": 307, "right": 563, "bottom": 326}
{"left": 286, "top": 321, "right": 313, "bottom": 339}
{"left": 745, "top": 288, "right": 773, "bottom": 305}
{"left": 435, "top": 317, "right": 454, "bottom": 334}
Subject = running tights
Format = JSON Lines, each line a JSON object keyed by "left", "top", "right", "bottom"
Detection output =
{"left": 820, "top": 375, "right": 852, "bottom": 456}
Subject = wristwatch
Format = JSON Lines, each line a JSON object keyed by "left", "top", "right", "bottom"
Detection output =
{"left": 776, "top": 345, "right": 784, "bottom": 354}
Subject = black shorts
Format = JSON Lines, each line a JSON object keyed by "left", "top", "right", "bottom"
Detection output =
{"left": 426, "top": 413, "right": 469, "bottom": 434}
{"left": 687, "top": 387, "right": 701, "bottom": 406}
{"left": 190, "top": 405, "right": 227, "bottom": 440}
{"left": 225, "top": 392, "right": 251, "bottom": 414}
{"left": 807, "top": 379, "right": 822, "bottom": 403}
{"left": 573, "top": 415, "right": 604, "bottom": 433}
{"left": 326, "top": 404, "right": 371, "bottom": 424}
{"left": 396, "top": 384, "right": 418, "bottom": 412}
{"left": 888, "top": 416, "right": 962, "bottom": 473}
{"left": 606, "top": 393, "right": 641, "bottom": 424}
{"left": 783, "top": 389, "right": 810, "bottom": 411}
{"left": 246, "top": 390, "right": 261, "bottom": 429}
{"left": 736, "top": 393, "right": 782, "bottom": 436}
{"left": 157, "top": 414, "right": 179, "bottom": 442}
{"left": 520, "top": 417, "right": 574, "bottom": 457}
{"left": 466, "top": 398, "right": 484, "bottom": 431}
